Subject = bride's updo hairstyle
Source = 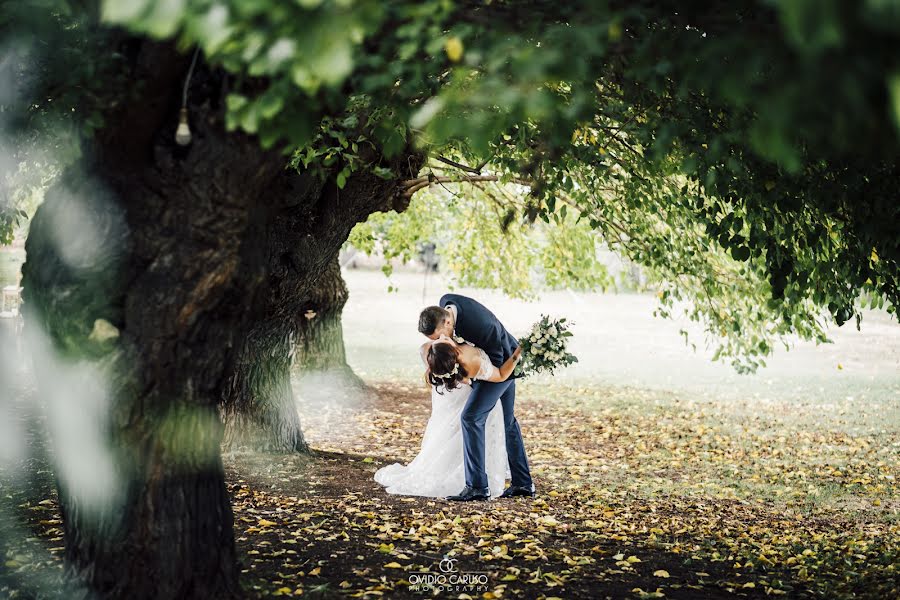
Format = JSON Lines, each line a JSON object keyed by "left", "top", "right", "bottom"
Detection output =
{"left": 426, "top": 342, "right": 466, "bottom": 392}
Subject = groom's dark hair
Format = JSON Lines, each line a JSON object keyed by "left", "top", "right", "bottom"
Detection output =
{"left": 418, "top": 306, "right": 448, "bottom": 335}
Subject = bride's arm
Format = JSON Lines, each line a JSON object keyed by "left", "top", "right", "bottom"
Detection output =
{"left": 478, "top": 346, "right": 522, "bottom": 382}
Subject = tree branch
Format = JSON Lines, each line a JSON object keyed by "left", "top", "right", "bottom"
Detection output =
{"left": 434, "top": 155, "right": 490, "bottom": 174}
{"left": 400, "top": 174, "right": 531, "bottom": 198}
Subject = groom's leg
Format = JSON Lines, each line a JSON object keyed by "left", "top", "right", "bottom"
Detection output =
{"left": 499, "top": 382, "right": 534, "bottom": 489}
{"left": 461, "top": 381, "right": 509, "bottom": 489}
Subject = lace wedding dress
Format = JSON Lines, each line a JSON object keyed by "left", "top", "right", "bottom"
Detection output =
{"left": 375, "top": 347, "right": 509, "bottom": 498}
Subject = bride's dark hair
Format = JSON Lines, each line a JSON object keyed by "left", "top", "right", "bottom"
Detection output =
{"left": 426, "top": 343, "right": 466, "bottom": 392}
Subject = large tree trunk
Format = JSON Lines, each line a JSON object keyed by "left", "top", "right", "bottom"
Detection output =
{"left": 289, "top": 256, "right": 367, "bottom": 420}
{"left": 220, "top": 318, "right": 309, "bottom": 453}
{"left": 20, "top": 38, "right": 418, "bottom": 597}
{"left": 220, "top": 166, "right": 414, "bottom": 452}
{"left": 22, "top": 144, "right": 258, "bottom": 597}
{"left": 220, "top": 258, "right": 358, "bottom": 454}
{"left": 294, "top": 255, "right": 364, "bottom": 384}
{"left": 21, "top": 39, "right": 277, "bottom": 596}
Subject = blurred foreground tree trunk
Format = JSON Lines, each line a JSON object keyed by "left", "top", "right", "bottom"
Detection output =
{"left": 21, "top": 39, "right": 417, "bottom": 598}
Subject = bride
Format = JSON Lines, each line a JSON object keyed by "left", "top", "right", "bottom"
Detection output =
{"left": 375, "top": 335, "right": 522, "bottom": 499}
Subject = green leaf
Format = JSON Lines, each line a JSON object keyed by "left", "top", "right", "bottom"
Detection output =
{"left": 101, "top": 0, "right": 151, "bottom": 24}
{"left": 731, "top": 246, "right": 751, "bottom": 261}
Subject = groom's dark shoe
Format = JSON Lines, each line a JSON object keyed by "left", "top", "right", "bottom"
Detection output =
{"left": 500, "top": 484, "right": 536, "bottom": 498}
{"left": 446, "top": 486, "right": 490, "bottom": 501}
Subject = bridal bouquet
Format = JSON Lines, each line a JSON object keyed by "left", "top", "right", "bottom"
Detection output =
{"left": 514, "top": 315, "right": 578, "bottom": 377}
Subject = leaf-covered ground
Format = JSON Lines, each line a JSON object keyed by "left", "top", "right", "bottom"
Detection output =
{"left": 1, "top": 379, "right": 897, "bottom": 599}
{"left": 228, "top": 381, "right": 898, "bottom": 599}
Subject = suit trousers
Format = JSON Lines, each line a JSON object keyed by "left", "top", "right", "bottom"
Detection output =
{"left": 460, "top": 379, "right": 533, "bottom": 490}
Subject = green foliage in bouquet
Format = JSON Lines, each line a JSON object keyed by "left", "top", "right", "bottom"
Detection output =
{"left": 515, "top": 315, "right": 578, "bottom": 378}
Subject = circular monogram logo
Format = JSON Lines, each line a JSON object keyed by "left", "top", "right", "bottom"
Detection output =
{"left": 438, "top": 558, "right": 459, "bottom": 573}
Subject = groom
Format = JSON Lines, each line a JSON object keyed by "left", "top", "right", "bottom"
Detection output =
{"left": 418, "top": 294, "right": 535, "bottom": 501}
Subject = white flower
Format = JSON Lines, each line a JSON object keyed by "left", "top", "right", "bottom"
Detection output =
{"left": 515, "top": 315, "right": 576, "bottom": 378}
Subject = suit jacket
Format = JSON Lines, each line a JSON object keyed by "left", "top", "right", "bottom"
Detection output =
{"left": 440, "top": 293, "right": 518, "bottom": 369}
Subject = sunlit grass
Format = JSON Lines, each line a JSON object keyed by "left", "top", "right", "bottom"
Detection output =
{"left": 519, "top": 382, "right": 898, "bottom": 515}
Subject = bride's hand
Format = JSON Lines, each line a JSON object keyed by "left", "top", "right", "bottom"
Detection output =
{"left": 512, "top": 346, "right": 522, "bottom": 361}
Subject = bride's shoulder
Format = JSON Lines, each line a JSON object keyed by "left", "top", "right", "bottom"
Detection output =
{"left": 452, "top": 344, "right": 473, "bottom": 370}
{"left": 460, "top": 343, "right": 485, "bottom": 356}
{"left": 463, "top": 345, "right": 490, "bottom": 369}
{"left": 470, "top": 345, "right": 489, "bottom": 359}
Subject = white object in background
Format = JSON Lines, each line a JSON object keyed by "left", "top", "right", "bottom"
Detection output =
{"left": 1, "top": 285, "right": 22, "bottom": 316}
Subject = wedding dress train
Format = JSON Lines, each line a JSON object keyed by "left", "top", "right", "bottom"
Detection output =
{"left": 375, "top": 348, "right": 508, "bottom": 498}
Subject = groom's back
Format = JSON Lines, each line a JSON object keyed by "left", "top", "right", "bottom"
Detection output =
{"left": 440, "top": 293, "right": 517, "bottom": 367}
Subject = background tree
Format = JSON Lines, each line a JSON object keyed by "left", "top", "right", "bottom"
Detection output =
{"left": 95, "top": 0, "right": 899, "bottom": 371}
{"left": 220, "top": 160, "right": 410, "bottom": 453}
{"left": 349, "top": 178, "right": 615, "bottom": 298}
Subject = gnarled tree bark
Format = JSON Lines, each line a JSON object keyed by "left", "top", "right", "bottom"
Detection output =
{"left": 293, "top": 255, "right": 364, "bottom": 385}
{"left": 220, "top": 317, "right": 309, "bottom": 454}
{"left": 220, "top": 162, "right": 414, "bottom": 453}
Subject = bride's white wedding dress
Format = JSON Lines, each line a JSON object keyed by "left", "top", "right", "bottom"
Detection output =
{"left": 374, "top": 347, "right": 509, "bottom": 498}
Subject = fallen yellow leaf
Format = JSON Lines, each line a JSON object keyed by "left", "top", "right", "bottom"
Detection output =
{"left": 444, "top": 37, "right": 464, "bottom": 62}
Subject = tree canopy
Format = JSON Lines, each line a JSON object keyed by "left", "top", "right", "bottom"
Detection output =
{"left": 2, "top": 0, "right": 898, "bottom": 372}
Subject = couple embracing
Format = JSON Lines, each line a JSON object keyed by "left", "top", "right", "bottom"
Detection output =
{"left": 375, "top": 293, "right": 536, "bottom": 501}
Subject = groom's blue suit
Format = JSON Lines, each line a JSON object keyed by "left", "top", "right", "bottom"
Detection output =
{"left": 440, "top": 294, "right": 533, "bottom": 491}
